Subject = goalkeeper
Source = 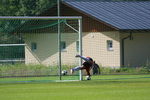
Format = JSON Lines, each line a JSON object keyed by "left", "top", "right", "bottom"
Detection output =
{"left": 70, "top": 55, "right": 94, "bottom": 78}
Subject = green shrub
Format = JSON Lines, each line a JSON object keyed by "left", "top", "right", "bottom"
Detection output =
{"left": 99, "top": 66, "right": 150, "bottom": 75}
{"left": 0, "top": 64, "right": 54, "bottom": 76}
{"left": 0, "top": 64, "right": 77, "bottom": 77}
{"left": 1, "top": 64, "right": 150, "bottom": 77}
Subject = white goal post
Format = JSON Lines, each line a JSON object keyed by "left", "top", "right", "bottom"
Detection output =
{"left": 0, "top": 16, "right": 83, "bottom": 81}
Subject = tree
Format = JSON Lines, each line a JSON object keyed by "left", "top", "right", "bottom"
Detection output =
{"left": 0, "top": 0, "right": 57, "bottom": 16}
{"left": 0, "top": 0, "right": 57, "bottom": 43}
{"left": 0, "top": 0, "right": 58, "bottom": 61}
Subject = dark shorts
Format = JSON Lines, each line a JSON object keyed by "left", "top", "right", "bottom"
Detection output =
{"left": 82, "top": 62, "right": 93, "bottom": 68}
{"left": 80, "top": 62, "right": 93, "bottom": 76}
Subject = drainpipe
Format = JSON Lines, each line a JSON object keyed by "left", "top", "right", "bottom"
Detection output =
{"left": 121, "top": 32, "right": 133, "bottom": 66}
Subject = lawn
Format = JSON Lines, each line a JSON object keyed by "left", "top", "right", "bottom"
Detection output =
{"left": 0, "top": 74, "right": 150, "bottom": 100}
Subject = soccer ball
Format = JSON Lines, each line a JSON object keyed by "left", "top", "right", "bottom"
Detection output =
{"left": 61, "top": 70, "right": 67, "bottom": 75}
{"left": 86, "top": 76, "right": 91, "bottom": 80}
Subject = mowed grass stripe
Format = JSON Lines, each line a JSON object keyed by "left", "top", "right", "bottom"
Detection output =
{"left": 0, "top": 75, "right": 150, "bottom": 100}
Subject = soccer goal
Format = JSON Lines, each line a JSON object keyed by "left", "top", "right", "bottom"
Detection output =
{"left": 0, "top": 16, "right": 82, "bottom": 83}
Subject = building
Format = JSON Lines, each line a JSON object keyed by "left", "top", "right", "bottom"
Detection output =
{"left": 25, "top": 0, "right": 150, "bottom": 67}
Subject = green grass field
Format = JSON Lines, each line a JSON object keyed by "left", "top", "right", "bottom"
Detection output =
{"left": 0, "top": 74, "right": 150, "bottom": 100}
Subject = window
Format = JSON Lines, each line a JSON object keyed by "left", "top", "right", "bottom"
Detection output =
{"left": 61, "top": 41, "right": 66, "bottom": 51}
{"left": 76, "top": 41, "right": 79, "bottom": 52}
{"left": 107, "top": 40, "right": 113, "bottom": 51}
{"left": 31, "top": 42, "right": 37, "bottom": 51}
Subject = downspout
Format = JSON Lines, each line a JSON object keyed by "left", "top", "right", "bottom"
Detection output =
{"left": 121, "top": 32, "right": 133, "bottom": 66}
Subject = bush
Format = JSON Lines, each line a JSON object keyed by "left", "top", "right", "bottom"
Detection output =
{"left": 0, "top": 64, "right": 77, "bottom": 77}
{"left": 0, "top": 64, "right": 55, "bottom": 77}
{"left": 99, "top": 66, "right": 150, "bottom": 75}
{"left": 141, "top": 61, "right": 150, "bottom": 73}
{"left": 1, "top": 64, "right": 150, "bottom": 77}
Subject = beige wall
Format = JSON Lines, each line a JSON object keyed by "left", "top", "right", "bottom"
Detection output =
{"left": 24, "top": 33, "right": 79, "bottom": 66}
{"left": 82, "top": 31, "right": 120, "bottom": 67}
{"left": 121, "top": 32, "right": 150, "bottom": 67}
{"left": 24, "top": 31, "right": 121, "bottom": 67}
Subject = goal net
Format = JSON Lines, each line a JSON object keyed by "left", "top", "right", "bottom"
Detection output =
{"left": 0, "top": 16, "right": 82, "bottom": 83}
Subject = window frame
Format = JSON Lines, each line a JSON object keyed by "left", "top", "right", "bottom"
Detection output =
{"left": 61, "top": 41, "right": 66, "bottom": 51}
{"left": 31, "top": 42, "right": 37, "bottom": 52}
{"left": 107, "top": 40, "right": 113, "bottom": 51}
